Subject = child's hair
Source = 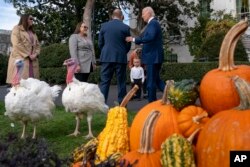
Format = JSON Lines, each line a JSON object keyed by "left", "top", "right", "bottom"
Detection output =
{"left": 129, "top": 48, "right": 142, "bottom": 69}
{"left": 133, "top": 57, "right": 141, "bottom": 63}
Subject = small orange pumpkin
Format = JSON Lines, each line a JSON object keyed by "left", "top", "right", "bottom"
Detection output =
{"left": 177, "top": 105, "right": 209, "bottom": 138}
{"left": 196, "top": 76, "right": 250, "bottom": 167}
{"left": 130, "top": 81, "right": 180, "bottom": 151}
{"left": 121, "top": 110, "right": 162, "bottom": 167}
{"left": 200, "top": 19, "right": 250, "bottom": 116}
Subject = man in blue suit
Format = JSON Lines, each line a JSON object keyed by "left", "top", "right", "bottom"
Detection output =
{"left": 126, "top": 6, "right": 165, "bottom": 102}
{"left": 98, "top": 9, "right": 131, "bottom": 104}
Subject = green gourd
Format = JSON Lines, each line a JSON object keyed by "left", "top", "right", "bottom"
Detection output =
{"left": 161, "top": 129, "right": 199, "bottom": 167}
{"left": 168, "top": 79, "right": 198, "bottom": 111}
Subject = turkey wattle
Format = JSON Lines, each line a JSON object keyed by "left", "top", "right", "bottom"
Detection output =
{"left": 4, "top": 59, "right": 62, "bottom": 139}
{"left": 62, "top": 58, "right": 108, "bottom": 138}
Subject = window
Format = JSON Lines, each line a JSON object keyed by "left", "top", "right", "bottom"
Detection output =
{"left": 236, "top": 0, "right": 250, "bottom": 19}
{"left": 200, "top": 0, "right": 210, "bottom": 17}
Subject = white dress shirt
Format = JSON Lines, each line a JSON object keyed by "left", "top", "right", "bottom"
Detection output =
{"left": 130, "top": 66, "right": 145, "bottom": 83}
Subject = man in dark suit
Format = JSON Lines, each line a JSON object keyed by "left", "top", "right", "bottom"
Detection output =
{"left": 126, "top": 6, "right": 165, "bottom": 102}
{"left": 98, "top": 9, "right": 131, "bottom": 104}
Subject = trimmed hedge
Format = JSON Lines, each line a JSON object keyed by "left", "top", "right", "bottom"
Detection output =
{"left": 0, "top": 54, "right": 8, "bottom": 85}
{"left": 40, "top": 61, "right": 250, "bottom": 85}
{"left": 40, "top": 67, "right": 67, "bottom": 84}
{"left": 39, "top": 43, "right": 70, "bottom": 68}
{"left": 1, "top": 42, "right": 249, "bottom": 85}
{"left": 1, "top": 57, "right": 250, "bottom": 85}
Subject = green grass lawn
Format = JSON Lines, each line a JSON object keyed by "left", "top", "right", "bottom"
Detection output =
{"left": 0, "top": 101, "right": 137, "bottom": 159}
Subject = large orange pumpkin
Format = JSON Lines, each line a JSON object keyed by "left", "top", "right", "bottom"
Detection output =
{"left": 130, "top": 81, "right": 180, "bottom": 151}
{"left": 121, "top": 110, "right": 162, "bottom": 167}
{"left": 196, "top": 76, "right": 250, "bottom": 167}
{"left": 199, "top": 19, "right": 250, "bottom": 116}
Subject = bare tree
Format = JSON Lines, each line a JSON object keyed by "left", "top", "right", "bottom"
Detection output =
{"left": 83, "top": 0, "right": 95, "bottom": 41}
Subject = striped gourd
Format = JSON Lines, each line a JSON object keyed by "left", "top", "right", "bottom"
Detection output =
{"left": 161, "top": 130, "right": 198, "bottom": 167}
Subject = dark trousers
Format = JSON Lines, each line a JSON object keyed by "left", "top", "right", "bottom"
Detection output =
{"left": 143, "top": 69, "right": 147, "bottom": 94}
{"left": 75, "top": 73, "right": 90, "bottom": 82}
{"left": 131, "top": 78, "right": 142, "bottom": 98}
{"left": 100, "top": 62, "right": 127, "bottom": 104}
{"left": 146, "top": 64, "right": 165, "bottom": 102}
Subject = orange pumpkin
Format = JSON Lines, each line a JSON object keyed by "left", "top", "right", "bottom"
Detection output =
{"left": 196, "top": 76, "right": 250, "bottom": 167}
{"left": 130, "top": 81, "right": 180, "bottom": 151}
{"left": 177, "top": 105, "right": 209, "bottom": 138}
{"left": 72, "top": 162, "right": 82, "bottom": 167}
{"left": 71, "top": 162, "right": 91, "bottom": 167}
{"left": 121, "top": 110, "right": 161, "bottom": 167}
{"left": 199, "top": 19, "right": 250, "bottom": 116}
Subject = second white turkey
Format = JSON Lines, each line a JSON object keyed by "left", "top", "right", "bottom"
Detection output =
{"left": 62, "top": 58, "right": 108, "bottom": 138}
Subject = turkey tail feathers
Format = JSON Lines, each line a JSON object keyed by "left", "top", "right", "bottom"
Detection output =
{"left": 51, "top": 85, "right": 62, "bottom": 100}
{"left": 102, "top": 104, "right": 109, "bottom": 113}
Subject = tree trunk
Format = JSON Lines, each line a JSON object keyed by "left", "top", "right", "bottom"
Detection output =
{"left": 83, "top": 0, "right": 95, "bottom": 41}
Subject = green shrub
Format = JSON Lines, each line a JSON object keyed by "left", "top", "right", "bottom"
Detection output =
{"left": 0, "top": 133, "right": 72, "bottom": 167}
{"left": 39, "top": 43, "right": 70, "bottom": 68}
{"left": 161, "top": 62, "right": 218, "bottom": 82}
{"left": 200, "top": 30, "right": 248, "bottom": 61}
{"left": 186, "top": 17, "right": 248, "bottom": 62}
{"left": 40, "top": 67, "right": 67, "bottom": 84}
{"left": 161, "top": 61, "right": 250, "bottom": 83}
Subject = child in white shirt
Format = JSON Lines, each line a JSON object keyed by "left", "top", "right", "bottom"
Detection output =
{"left": 130, "top": 58, "right": 145, "bottom": 100}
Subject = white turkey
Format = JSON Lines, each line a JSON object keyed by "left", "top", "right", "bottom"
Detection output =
{"left": 4, "top": 59, "right": 61, "bottom": 139}
{"left": 62, "top": 58, "right": 108, "bottom": 138}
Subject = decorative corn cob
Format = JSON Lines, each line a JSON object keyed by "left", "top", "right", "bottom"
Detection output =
{"left": 72, "top": 137, "right": 98, "bottom": 163}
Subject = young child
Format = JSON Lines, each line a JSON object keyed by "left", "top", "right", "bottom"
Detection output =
{"left": 130, "top": 58, "right": 145, "bottom": 100}
{"left": 129, "top": 48, "right": 147, "bottom": 98}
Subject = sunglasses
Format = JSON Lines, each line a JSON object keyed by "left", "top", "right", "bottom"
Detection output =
{"left": 29, "top": 18, "right": 33, "bottom": 21}
{"left": 81, "top": 25, "right": 88, "bottom": 29}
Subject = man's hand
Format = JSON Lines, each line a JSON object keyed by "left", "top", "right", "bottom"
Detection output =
{"left": 126, "top": 36, "right": 133, "bottom": 42}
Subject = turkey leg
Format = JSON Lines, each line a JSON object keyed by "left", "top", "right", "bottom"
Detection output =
{"left": 68, "top": 115, "right": 81, "bottom": 136}
{"left": 85, "top": 114, "right": 94, "bottom": 139}
{"left": 32, "top": 125, "right": 37, "bottom": 139}
{"left": 20, "top": 121, "right": 27, "bottom": 139}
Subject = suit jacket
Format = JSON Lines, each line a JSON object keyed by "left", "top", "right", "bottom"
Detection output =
{"left": 98, "top": 19, "right": 131, "bottom": 63}
{"left": 69, "top": 34, "right": 96, "bottom": 73}
{"left": 6, "top": 25, "right": 40, "bottom": 84}
{"left": 135, "top": 18, "right": 164, "bottom": 65}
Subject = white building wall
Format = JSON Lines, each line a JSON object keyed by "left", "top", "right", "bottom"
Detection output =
{"left": 210, "top": 0, "right": 237, "bottom": 16}
{"left": 168, "top": 0, "right": 199, "bottom": 63}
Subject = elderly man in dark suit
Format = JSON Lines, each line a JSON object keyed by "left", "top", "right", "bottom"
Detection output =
{"left": 98, "top": 8, "right": 131, "bottom": 104}
{"left": 126, "top": 6, "right": 165, "bottom": 102}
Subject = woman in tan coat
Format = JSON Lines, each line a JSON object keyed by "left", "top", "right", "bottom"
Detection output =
{"left": 6, "top": 14, "right": 40, "bottom": 84}
{"left": 69, "top": 21, "right": 96, "bottom": 82}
